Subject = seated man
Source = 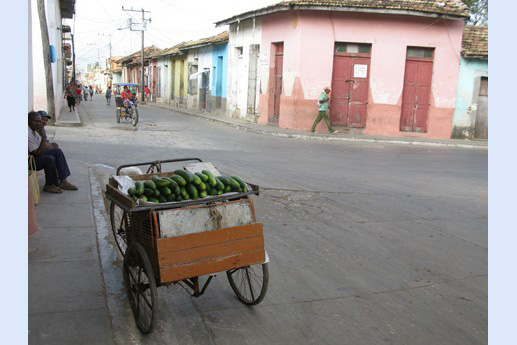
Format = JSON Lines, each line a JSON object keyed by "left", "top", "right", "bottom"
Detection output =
{"left": 28, "top": 111, "right": 78, "bottom": 193}
{"left": 121, "top": 86, "right": 133, "bottom": 113}
{"left": 37, "top": 110, "right": 56, "bottom": 146}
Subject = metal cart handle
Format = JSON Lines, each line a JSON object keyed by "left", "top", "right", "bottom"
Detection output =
{"left": 116, "top": 158, "right": 203, "bottom": 175}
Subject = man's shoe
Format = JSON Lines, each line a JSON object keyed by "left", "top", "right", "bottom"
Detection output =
{"left": 332, "top": 130, "right": 340, "bottom": 134}
{"left": 43, "top": 185, "right": 63, "bottom": 193}
{"left": 59, "top": 181, "right": 78, "bottom": 191}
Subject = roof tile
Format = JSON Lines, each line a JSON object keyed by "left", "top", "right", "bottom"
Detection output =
{"left": 462, "top": 25, "right": 488, "bottom": 59}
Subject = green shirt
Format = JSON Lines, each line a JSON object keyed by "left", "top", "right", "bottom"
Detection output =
{"left": 318, "top": 91, "right": 329, "bottom": 111}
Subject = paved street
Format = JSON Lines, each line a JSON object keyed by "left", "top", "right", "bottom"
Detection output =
{"left": 47, "top": 96, "right": 487, "bottom": 344}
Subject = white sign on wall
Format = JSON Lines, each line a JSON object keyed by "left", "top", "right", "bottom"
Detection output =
{"left": 353, "top": 64, "right": 368, "bottom": 78}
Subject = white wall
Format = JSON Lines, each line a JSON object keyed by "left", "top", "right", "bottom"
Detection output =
{"left": 28, "top": 0, "right": 34, "bottom": 112}
{"left": 30, "top": 0, "right": 65, "bottom": 119}
{"left": 227, "top": 18, "right": 262, "bottom": 119}
{"left": 156, "top": 57, "right": 171, "bottom": 104}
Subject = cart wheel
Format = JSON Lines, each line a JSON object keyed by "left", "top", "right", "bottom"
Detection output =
{"left": 116, "top": 109, "right": 121, "bottom": 123}
{"left": 109, "top": 201, "right": 128, "bottom": 256}
{"left": 124, "top": 242, "right": 157, "bottom": 334}
{"left": 131, "top": 107, "right": 139, "bottom": 126}
{"left": 226, "top": 263, "right": 269, "bottom": 305}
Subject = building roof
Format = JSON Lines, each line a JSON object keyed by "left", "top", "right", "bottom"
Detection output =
{"left": 215, "top": 0, "right": 469, "bottom": 26}
{"left": 154, "top": 31, "right": 229, "bottom": 58}
{"left": 117, "top": 46, "right": 163, "bottom": 65}
{"left": 462, "top": 25, "right": 488, "bottom": 59}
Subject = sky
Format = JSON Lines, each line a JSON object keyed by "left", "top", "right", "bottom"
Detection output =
{"left": 67, "top": 0, "right": 279, "bottom": 71}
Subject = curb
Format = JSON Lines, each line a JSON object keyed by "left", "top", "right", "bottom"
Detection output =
{"left": 145, "top": 103, "right": 488, "bottom": 150}
{"left": 56, "top": 108, "right": 82, "bottom": 127}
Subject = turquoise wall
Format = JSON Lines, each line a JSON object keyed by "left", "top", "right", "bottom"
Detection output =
{"left": 452, "top": 57, "right": 488, "bottom": 138}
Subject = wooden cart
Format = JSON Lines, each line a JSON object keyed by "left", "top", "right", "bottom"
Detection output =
{"left": 105, "top": 158, "right": 269, "bottom": 334}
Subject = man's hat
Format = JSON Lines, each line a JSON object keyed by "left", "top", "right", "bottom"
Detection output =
{"left": 37, "top": 110, "right": 51, "bottom": 119}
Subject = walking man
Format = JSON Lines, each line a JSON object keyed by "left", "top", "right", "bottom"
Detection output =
{"left": 106, "top": 86, "right": 112, "bottom": 105}
{"left": 311, "top": 86, "right": 339, "bottom": 134}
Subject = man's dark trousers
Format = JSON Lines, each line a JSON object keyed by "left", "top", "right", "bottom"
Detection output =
{"left": 34, "top": 148, "right": 71, "bottom": 186}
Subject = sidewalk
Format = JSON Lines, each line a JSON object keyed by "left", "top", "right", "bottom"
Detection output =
{"left": 28, "top": 159, "right": 112, "bottom": 344}
{"left": 144, "top": 102, "right": 488, "bottom": 149}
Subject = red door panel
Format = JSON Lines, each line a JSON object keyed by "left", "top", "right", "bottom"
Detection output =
{"left": 330, "top": 56, "right": 350, "bottom": 125}
{"left": 400, "top": 59, "right": 433, "bottom": 132}
{"left": 330, "top": 55, "right": 370, "bottom": 127}
{"left": 273, "top": 45, "right": 283, "bottom": 119}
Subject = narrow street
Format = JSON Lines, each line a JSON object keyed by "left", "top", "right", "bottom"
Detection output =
{"left": 49, "top": 96, "right": 487, "bottom": 344}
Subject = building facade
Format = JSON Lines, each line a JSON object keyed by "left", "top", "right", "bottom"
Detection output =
{"left": 452, "top": 26, "right": 488, "bottom": 140}
{"left": 29, "top": 0, "right": 75, "bottom": 119}
{"left": 226, "top": 18, "right": 262, "bottom": 122}
{"left": 217, "top": 0, "right": 470, "bottom": 139}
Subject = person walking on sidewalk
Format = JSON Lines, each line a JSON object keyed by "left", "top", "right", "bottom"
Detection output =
{"left": 65, "top": 86, "right": 76, "bottom": 112}
{"left": 28, "top": 111, "right": 78, "bottom": 193}
{"left": 89, "top": 85, "right": 94, "bottom": 100}
{"left": 106, "top": 86, "right": 112, "bottom": 105}
{"left": 311, "top": 86, "right": 339, "bottom": 134}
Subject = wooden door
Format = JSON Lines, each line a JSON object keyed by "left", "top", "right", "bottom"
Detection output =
{"left": 400, "top": 49, "right": 434, "bottom": 132}
{"left": 474, "top": 77, "right": 488, "bottom": 139}
{"left": 330, "top": 43, "right": 370, "bottom": 127}
{"left": 273, "top": 43, "right": 284, "bottom": 120}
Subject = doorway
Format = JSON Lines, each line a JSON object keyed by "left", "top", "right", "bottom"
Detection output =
{"left": 270, "top": 42, "right": 283, "bottom": 125}
{"left": 330, "top": 42, "right": 371, "bottom": 127}
{"left": 474, "top": 76, "right": 488, "bottom": 139}
{"left": 400, "top": 47, "right": 434, "bottom": 133}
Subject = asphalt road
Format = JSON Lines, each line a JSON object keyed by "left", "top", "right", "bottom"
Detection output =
{"left": 56, "top": 96, "right": 487, "bottom": 345}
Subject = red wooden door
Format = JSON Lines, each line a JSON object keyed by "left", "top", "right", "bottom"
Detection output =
{"left": 273, "top": 43, "right": 284, "bottom": 119}
{"left": 330, "top": 55, "right": 370, "bottom": 127}
{"left": 400, "top": 59, "right": 433, "bottom": 132}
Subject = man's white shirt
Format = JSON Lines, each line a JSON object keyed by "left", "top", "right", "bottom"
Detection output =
{"left": 28, "top": 126, "right": 42, "bottom": 153}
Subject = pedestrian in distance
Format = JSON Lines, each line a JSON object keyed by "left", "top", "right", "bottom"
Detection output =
{"left": 28, "top": 111, "right": 78, "bottom": 193}
{"left": 89, "top": 85, "right": 94, "bottom": 100}
{"left": 83, "top": 86, "right": 88, "bottom": 101}
{"left": 65, "top": 86, "right": 76, "bottom": 112}
{"left": 75, "top": 85, "right": 82, "bottom": 105}
{"left": 145, "top": 85, "right": 151, "bottom": 102}
{"left": 106, "top": 86, "right": 112, "bottom": 106}
{"left": 311, "top": 86, "right": 339, "bottom": 134}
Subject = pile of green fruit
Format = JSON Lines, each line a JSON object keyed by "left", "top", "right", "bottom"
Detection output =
{"left": 127, "top": 169, "right": 249, "bottom": 203}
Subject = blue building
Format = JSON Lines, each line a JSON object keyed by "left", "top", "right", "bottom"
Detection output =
{"left": 452, "top": 26, "right": 488, "bottom": 139}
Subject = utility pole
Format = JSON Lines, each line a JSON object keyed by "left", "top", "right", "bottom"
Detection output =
{"left": 122, "top": 6, "right": 151, "bottom": 103}
{"left": 72, "top": 33, "right": 76, "bottom": 84}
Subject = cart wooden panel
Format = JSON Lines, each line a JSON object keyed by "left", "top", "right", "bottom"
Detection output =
{"left": 157, "top": 223, "right": 265, "bottom": 282}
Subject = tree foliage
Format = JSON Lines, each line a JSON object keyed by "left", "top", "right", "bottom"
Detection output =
{"left": 462, "top": 0, "right": 488, "bottom": 26}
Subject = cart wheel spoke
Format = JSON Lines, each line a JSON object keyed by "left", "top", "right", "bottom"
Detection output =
{"left": 110, "top": 202, "right": 128, "bottom": 256}
{"left": 123, "top": 243, "right": 157, "bottom": 334}
{"left": 226, "top": 263, "right": 269, "bottom": 305}
{"left": 245, "top": 268, "right": 256, "bottom": 301}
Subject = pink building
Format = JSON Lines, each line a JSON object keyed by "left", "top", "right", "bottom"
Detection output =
{"left": 217, "top": 0, "right": 469, "bottom": 139}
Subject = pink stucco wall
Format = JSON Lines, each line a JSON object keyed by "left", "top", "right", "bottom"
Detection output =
{"left": 258, "top": 10, "right": 464, "bottom": 138}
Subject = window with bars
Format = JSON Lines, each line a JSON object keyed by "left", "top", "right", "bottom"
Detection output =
{"left": 406, "top": 47, "right": 434, "bottom": 59}
{"left": 335, "top": 42, "right": 371, "bottom": 54}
